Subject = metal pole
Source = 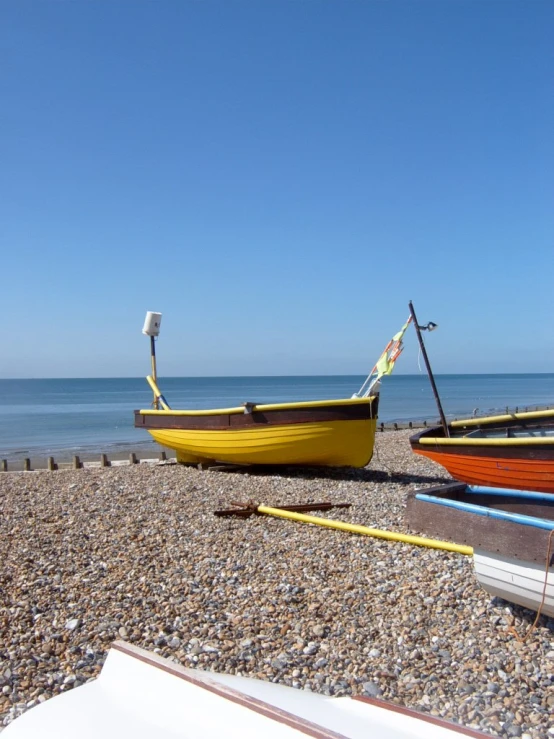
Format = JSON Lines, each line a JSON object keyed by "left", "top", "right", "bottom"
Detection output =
{"left": 150, "top": 336, "right": 159, "bottom": 410}
{"left": 408, "top": 301, "right": 449, "bottom": 437}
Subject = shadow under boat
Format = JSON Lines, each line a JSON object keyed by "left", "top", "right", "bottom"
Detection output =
{"left": 206, "top": 462, "right": 452, "bottom": 486}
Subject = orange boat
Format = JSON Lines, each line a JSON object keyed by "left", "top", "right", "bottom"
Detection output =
{"left": 410, "top": 408, "right": 554, "bottom": 494}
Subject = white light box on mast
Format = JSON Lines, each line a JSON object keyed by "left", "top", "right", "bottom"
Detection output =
{"left": 142, "top": 312, "right": 162, "bottom": 337}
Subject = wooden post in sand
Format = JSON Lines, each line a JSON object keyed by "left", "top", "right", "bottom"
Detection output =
{"left": 100, "top": 454, "right": 110, "bottom": 467}
{"left": 73, "top": 455, "right": 81, "bottom": 469}
{"left": 1, "top": 460, "right": 7, "bottom": 472}
{"left": 23, "top": 458, "right": 31, "bottom": 471}
{"left": 47, "top": 457, "right": 57, "bottom": 471}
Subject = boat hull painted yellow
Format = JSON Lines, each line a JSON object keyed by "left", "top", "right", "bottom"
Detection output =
{"left": 135, "top": 397, "right": 378, "bottom": 468}
{"left": 149, "top": 418, "right": 376, "bottom": 467}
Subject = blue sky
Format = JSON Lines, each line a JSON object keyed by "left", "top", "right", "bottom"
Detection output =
{"left": 1, "top": 0, "right": 552, "bottom": 378}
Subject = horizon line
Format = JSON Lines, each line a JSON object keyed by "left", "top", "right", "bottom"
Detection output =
{"left": 1, "top": 372, "right": 554, "bottom": 381}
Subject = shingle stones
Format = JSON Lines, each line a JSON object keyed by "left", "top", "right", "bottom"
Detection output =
{"left": 0, "top": 431, "right": 553, "bottom": 737}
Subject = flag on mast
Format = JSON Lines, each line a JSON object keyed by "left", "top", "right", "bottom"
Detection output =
{"left": 354, "top": 316, "right": 413, "bottom": 398}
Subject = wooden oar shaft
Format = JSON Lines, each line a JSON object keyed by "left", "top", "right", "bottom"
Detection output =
{"left": 258, "top": 505, "right": 473, "bottom": 555}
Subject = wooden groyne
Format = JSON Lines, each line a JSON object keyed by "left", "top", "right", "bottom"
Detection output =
{"left": 1, "top": 450, "right": 173, "bottom": 473}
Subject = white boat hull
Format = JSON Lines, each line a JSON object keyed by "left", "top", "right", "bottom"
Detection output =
{"left": 3, "top": 641, "right": 488, "bottom": 738}
{"left": 474, "top": 550, "right": 554, "bottom": 617}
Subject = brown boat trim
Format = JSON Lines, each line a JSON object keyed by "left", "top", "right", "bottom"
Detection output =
{"left": 354, "top": 695, "right": 491, "bottom": 738}
{"left": 112, "top": 641, "right": 347, "bottom": 738}
{"left": 135, "top": 400, "right": 378, "bottom": 431}
{"left": 411, "top": 442, "right": 554, "bottom": 461}
{"left": 112, "top": 641, "right": 488, "bottom": 737}
{"left": 418, "top": 447, "right": 554, "bottom": 463}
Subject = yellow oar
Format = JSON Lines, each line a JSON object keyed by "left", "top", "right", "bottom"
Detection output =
{"left": 258, "top": 505, "right": 473, "bottom": 556}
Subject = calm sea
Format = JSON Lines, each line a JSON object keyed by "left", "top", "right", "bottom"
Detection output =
{"left": 1, "top": 374, "right": 553, "bottom": 459}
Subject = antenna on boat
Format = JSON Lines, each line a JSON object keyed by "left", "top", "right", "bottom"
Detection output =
{"left": 142, "top": 311, "right": 162, "bottom": 409}
{"left": 408, "top": 301, "right": 450, "bottom": 437}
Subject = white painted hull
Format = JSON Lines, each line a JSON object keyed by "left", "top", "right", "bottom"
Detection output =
{"left": 474, "top": 550, "right": 554, "bottom": 617}
{"left": 3, "top": 641, "right": 488, "bottom": 738}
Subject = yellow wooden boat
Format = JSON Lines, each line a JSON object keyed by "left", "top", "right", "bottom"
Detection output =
{"left": 136, "top": 396, "right": 378, "bottom": 467}
{"left": 134, "top": 311, "right": 411, "bottom": 468}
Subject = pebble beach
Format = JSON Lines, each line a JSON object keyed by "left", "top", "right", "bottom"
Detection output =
{"left": 1, "top": 430, "right": 553, "bottom": 737}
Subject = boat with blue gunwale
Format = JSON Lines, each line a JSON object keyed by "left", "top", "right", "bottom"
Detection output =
{"left": 406, "top": 482, "right": 554, "bottom": 616}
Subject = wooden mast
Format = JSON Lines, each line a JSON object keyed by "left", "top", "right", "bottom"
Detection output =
{"left": 408, "top": 301, "right": 449, "bottom": 437}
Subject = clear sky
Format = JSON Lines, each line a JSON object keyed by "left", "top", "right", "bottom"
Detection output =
{"left": 1, "top": 0, "right": 552, "bottom": 378}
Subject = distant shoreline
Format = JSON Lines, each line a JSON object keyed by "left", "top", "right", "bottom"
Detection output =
{"left": 2, "top": 372, "right": 554, "bottom": 381}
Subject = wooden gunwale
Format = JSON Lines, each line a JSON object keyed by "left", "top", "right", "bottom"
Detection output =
{"left": 113, "top": 641, "right": 490, "bottom": 738}
{"left": 135, "top": 398, "right": 378, "bottom": 432}
{"left": 406, "top": 483, "right": 554, "bottom": 563}
{"left": 354, "top": 696, "right": 491, "bottom": 738}
{"left": 413, "top": 445, "right": 554, "bottom": 461}
{"left": 139, "top": 397, "right": 377, "bottom": 416}
{"left": 111, "top": 641, "right": 347, "bottom": 739}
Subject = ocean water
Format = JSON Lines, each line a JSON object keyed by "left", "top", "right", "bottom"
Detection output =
{"left": 1, "top": 374, "right": 553, "bottom": 459}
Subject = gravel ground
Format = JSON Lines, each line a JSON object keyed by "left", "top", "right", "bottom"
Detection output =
{"left": 1, "top": 430, "right": 553, "bottom": 737}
